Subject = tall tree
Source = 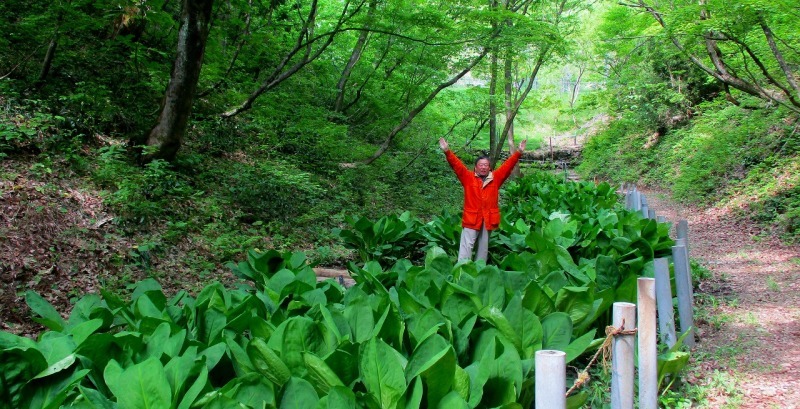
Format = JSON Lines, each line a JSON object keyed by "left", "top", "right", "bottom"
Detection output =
{"left": 487, "top": 0, "right": 581, "bottom": 163}
{"left": 136, "top": 0, "right": 215, "bottom": 161}
{"left": 626, "top": 0, "right": 800, "bottom": 113}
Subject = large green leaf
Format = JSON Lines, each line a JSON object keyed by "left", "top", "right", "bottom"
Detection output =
{"left": 563, "top": 330, "right": 597, "bottom": 363}
{"left": 404, "top": 377, "right": 424, "bottom": 409}
{"left": 164, "top": 347, "right": 201, "bottom": 407}
{"left": 555, "top": 286, "right": 594, "bottom": 325}
{"left": 68, "top": 319, "right": 104, "bottom": 347}
{"left": 473, "top": 267, "right": 506, "bottom": 309}
{"left": 317, "top": 386, "right": 357, "bottom": 409}
{"left": 521, "top": 280, "right": 555, "bottom": 317}
{"left": 25, "top": 291, "right": 65, "bottom": 332}
{"left": 503, "top": 295, "right": 543, "bottom": 358}
{"left": 69, "top": 386, "right": 117, "bottom": 408}
{"left": 104, "top": 358, "right": 171, "bottom": 409}
{"left": 21, "top": 367, "right": 90, "bottom": 409}
{"left": 344, "top": 295, "right": 375, "bottom": 343}
{"left": 279, "top": 377, "right": 319, "bottom": 408}
{"left": 177, "top": 365, "right": 208, "bottom": 409}
{"left": 404, "top": 334, "right": 456, "bottom": 407}
{"left": 359, "top": 338, "right": 406, "bottom": 409}
{"left": 436, "top": 391, "right": 469, "bottom": 408}
{"left": 406, "top": 308, "right": 447, "bottom": 349}
{"left": 478, "top": 306, "right": 522, "bottom": 354}
{"left": 541, "top": 312, "right": 573, "bottom": 352}
{"left": 229, "top": 373, "right": 276, "bottom": 408}
{"left": 303, "top": 352, "right": 345, "bottom": 395}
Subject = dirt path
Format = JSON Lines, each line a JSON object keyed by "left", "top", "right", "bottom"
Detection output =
{"left": 642, "top": 188, "right": 800, "bottom": 408}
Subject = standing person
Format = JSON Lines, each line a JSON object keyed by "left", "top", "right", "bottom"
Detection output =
{"left": 439, "top": 137, "right": 526, "bottom": 261}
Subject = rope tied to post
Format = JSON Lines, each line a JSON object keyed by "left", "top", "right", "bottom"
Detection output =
{"left": 565, "top": 319, "right": 638, "bottom": 397}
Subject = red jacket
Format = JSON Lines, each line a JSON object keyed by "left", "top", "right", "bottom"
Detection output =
{"left": 445, "top": 150, "right": 521, "bottom": 231}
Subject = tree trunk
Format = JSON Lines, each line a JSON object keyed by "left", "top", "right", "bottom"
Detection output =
{"left": 504, "top": 50, "right": 520, "bottom": 177}
{"left": 36, "top": 36, "right": 58, "bottom": 87}
{"left": 35, "top": 9, "right": 63, "bottom": 89}
{"left": 137, "top": 0, "right": 215, "bottom": 161}
{"left": 334, "top": 0, "right": 375, "bottom": 112}
{"left": 635, "top": 0, "right": 800, "bottom": 114}
{"left": 488, "top": 48, "right": 499, "bottom": 159}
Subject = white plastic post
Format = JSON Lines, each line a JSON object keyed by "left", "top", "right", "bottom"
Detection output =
{"left": 648, "top": 209, "right": 656, "bottom": 219}
{"left": 535, "top": 350, "right": 566, "bottom": 409}
{"left": 637, "top": 278, "right": 658, "bottom": 409}
{"left": 611, "top": 302, "right": 636, "bottom": 409}
{"left": 633, "top": 190, "right": 641, "bottom": 211}
{"left": 656, "top": 215, "right": 666, "bottom": 223}
{"left": 672, "top": 245, "right": 695, "bottom": 347}
{"left": 654, "top": 258, "right": 677, "bottom": 347}
{"left": 641, "top": 204, "right": 649, "bottom": 219}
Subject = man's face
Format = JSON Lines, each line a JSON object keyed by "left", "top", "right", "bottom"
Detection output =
{"left": 475, "top": 159, "right": 491, "bottom": 176}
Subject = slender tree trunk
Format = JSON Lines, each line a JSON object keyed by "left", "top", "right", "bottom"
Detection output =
{"left": 35, "top": 9, "right": 63, "bottom": 89}
{"left": 492, "top": 44, "right": 550, "bottom": 164}
{"left": 334, "top": 0, "right": 375, "bottom": 112}
{"left": 137, "top": 0, "right": 215, "bottom": 161}
{"left": 504, "top": 50, "right": 520, "bottom": 177}
{"left": 488, "top": 48, "right": 499, "bottom": 158}
{"left": 760, "top": 19, "right": 800, "bottom": 96}
{"left": 36, "top": 36, "right": 58, "bottom": 86}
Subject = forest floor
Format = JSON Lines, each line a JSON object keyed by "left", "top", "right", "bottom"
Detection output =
{"left": 641, "top": 188, "right": 800, "bottom": 408}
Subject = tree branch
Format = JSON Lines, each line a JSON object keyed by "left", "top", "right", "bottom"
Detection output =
{"left": 362, "top": 46, "right": 493, "bottom": 165}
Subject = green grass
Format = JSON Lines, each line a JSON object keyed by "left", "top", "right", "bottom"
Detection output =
{"left": 766, "top": 276, "right": 780, "bottom": 292}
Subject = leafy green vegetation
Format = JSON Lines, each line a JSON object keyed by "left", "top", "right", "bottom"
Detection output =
{"left": 2, "top": 0, "right": 798, "bottom": 406}
{"left": 576, "top": 0, "right": 800, "bottom": 242}
{"left": 2, "top": 170, "right": 694, "bottom": 408}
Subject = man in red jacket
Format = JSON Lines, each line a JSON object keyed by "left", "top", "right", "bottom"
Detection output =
{"left": 439, "top": 137, "right": 526, "bottom": 261}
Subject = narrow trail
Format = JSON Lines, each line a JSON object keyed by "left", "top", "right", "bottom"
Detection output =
{"left": 642, "top": 188, "right": 800, "bottom": 408}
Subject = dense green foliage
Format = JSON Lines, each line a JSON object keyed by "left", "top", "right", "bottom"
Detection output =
{"left": 2, "top": 0, "right": 798, "bottom": 404}
{"left": 577, "top": 1, "right": 800, "bottom": 242}
{"left": 0, "top": 0, "right": 593, "bottom": 269}
{"left": 2, "top": 174, "right": 679, "bottom": 408}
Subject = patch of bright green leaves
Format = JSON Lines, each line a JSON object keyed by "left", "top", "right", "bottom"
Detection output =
{"left": 2, "top": 171, "right": 687, "bottom": 408}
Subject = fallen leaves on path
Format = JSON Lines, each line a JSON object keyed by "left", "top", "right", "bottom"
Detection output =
{"left": 642, "top": 188, "right": 800, "bottom": 409}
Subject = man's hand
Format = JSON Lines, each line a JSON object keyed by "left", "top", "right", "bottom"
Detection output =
{"left": 439, "top": 138, "right": 449, "bottom": 151}
{"left": 518, "top": 139, "right": 527, "bottom": 152}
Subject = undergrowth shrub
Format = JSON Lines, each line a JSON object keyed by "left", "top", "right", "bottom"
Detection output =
{"left": 223, "top": 160, "right": 326, "bottom": 224}
{"left": 577, "top": 116, "right": 653, "bottom": 182}
{"left": 94, "top": 145, "right": 199, "bottom": 225}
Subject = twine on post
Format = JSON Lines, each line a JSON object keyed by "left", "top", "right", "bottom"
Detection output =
{"left": 565, "top": 319, "right": 638, "bottom": 397}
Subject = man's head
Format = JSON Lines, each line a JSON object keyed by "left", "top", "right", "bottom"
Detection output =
{"left": 474, "top": 155, "right": 492, "bottom": 177}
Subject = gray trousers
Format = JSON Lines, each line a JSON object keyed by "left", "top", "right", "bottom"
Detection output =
{"left": 458, "top": 224, "right": 489, "bottom": 261}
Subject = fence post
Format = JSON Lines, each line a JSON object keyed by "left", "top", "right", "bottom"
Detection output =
{"left": 674, "top": 238, "right": 694, "bottom": 300}
{"left": 611, "top": 302, "right": 636, "bottom": 409}
{"left": 654, "top": 258, "right": 677, "bottom": 347}
{"left": 625, "top": 187, "right": 634, "bottom": 209}
{"left": 676, "top": 219, "right": 689, "bottom": 245}
{"left": 637, "top": 278, "right": 658, "bottom": 409}
{"left": 648, "top": 209, "right": 656, "bottom": 220}
{"left": 672, "top": 244, "right": 695, "bottom": 347}
{"left": 641, "top": 204, "right": 649, "bottom": 219}
{"left": 656, "top": 215, "right": 666, "bottom": 223}
{"left": 535, "top": 350, "right": 566, "bottom": 409}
